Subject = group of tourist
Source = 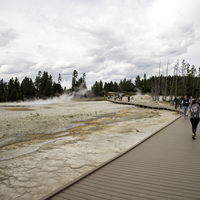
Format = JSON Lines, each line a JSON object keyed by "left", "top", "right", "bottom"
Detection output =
{"left": 110, "top": 94, "right": 200, "bottom": 140}
{"left": 173, "top": 96, "right": 200, "bottom": 109}
{"left": 177, "top": 95, "right": 200, "bottom": 140}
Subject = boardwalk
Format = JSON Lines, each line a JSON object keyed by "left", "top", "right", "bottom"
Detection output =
{"left": 40, "top": 102, "right": 200, "bottom": 200}
{"left": 107, "top": 99, "right": 182, "bottom": 113}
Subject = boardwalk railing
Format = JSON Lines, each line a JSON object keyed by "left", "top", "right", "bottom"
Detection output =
{"left": 108, "top": 99, "right": 183, "bottom": 114}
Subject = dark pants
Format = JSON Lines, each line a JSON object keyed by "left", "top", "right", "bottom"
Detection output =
{"left": 190, "top": 118, "right": 199, "bottom": 134}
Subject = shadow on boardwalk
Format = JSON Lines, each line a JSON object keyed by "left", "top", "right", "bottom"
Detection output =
{"left": 40, "top": 101, "right": 200, "bottom": 200}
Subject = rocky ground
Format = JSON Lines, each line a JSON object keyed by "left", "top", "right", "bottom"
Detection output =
{"left": 0, "top": 97, "right": 181, "bottom": 200}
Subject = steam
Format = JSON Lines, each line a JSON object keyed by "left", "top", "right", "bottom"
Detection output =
{"left": 133, "top": 89, "right": 172, "bottom": 103}
{"left": 1, "top": 88, "right": 88, "bottom": 105}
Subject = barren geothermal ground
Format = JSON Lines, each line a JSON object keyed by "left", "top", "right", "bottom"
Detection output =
{"left": 0, "top": 97, "right": 181, "bottom": 200}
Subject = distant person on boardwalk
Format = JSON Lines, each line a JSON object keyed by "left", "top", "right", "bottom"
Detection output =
{"left": 127, "top": 95, "right": 130, "bottom": 102}
{"left": 197, "top": 97, "right": 200, "bottom": 106}
{"left": 179, "top": 97, "right": 183, "bottom": 109}
{"left": 182, "top": 95, "right": 189, "bottom": 118}
{"left": 186, "top": 99, "right": 200, "bottom": 139}
{"left": 174, "top": 96, "right": 178, "bottom": 109}
{"left": 189, "top": 96, "right": 193, "bottom": 105}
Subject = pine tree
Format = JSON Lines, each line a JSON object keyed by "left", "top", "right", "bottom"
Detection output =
{"left": 0, "top": 79, "right": 4, "bottom": 102}
{"left": 113, "top": 81, "right": 118, "bottom": 92}
{"left": 135, "top": 75, "right": 141, "bottom": 89}
{"left": 58, "top": 73, "right": 62, "bottom": 84}
{"left": 8, "top": 77, "right": 14, "bottom": 101}
{"left": 104, "top": 82, "right": 108, "bottom": 93}
{"left": 72, "top": 70, "right": 78, "bottom": 92}
{"left": 91, "top": 81, "right": 104, "bottom": 96}
{"left": 21, "top": 77, "right": 35, "bottom": 99}
{"left": 44, "top": 80, "right": 52, "bottom": 97}
{"left": 82, "top": 73, "right": 87, "bottom": 89}
{"left": 10, "top": 87, "right": 17, "bottom": 101}
{"left": 35, "top": 71, "right": 42, "bottom": 97}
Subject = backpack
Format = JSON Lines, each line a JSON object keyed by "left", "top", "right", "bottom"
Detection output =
{"left": 191, "top": 105, "right": 199, "bottom": 118}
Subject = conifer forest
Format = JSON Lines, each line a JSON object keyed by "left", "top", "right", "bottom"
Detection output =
{"left": 92, "top": 60, "right": 200, "bottom": 100}
{"left": 0, "top": 60, "right": 200, "bottom": 102}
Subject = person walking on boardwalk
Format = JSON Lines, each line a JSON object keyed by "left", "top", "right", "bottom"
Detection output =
{"left": 186, "top": 99, "right": 200, "bottom": 139}
{"left": 183, "top": 95, "right": 189, "bottom": 118}
{"left": 127, "top": 95, "right": 130, "bottom": 102}
{"left": 174, "top": 96, "right": 178, "bottom": 109}
{"left": 179, "top": 97, "right": 183, "bottom": 109}
{"left": 197, "top": 97, "right": 200, "bottom": 106}
{"left": 189, "top": 96, "right": 193, "bottom": 105}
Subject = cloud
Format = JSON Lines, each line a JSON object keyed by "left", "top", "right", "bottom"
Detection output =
{"left": 154, "top": 21, "right": 196, "bottom": 58}
{"left": 0, "top": 51, "right": 37, "bottom": 82}
{"left": 0, "top": 21, "right": 19, "bottom": 47}
{"left": 0, "top": 0, "right": 200, "bottom": 89}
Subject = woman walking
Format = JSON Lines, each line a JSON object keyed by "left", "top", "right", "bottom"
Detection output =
{"left": 183, "top": 96, "right": 189, "bottom": 118}
{"left": 186, "top": 99, "right": 200, "bottom": 139}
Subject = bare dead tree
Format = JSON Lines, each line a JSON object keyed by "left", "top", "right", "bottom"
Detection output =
{"left": 170, "top": 65, "right": 176, "bottom": 101}
{"left": 197, "top": 67, "right": 200, "bottom": 87}
{"left": 185, "top": 63, "right": 190, "bottom": 95}
{"left": 175, "top": 60, "right": 179, "bottom": 97}
{"left": 157, "top": 61, "right": 161, "bottom": 101}
{"left": 161, "top": 65, "right": 164, "bottom": 101}
{"left": 151, "top": 74, "right": 154, "bottom": 101}
{"left": 181, "top": 60, "right": 186, "bottom": 96}
{"left": 164, "top": 61, "right": 169, "bottom": 101}
{"left": 151, "top": 83, "right": 155, "bottom": 101}
{"left": 198, "top": 67, "right": 200, "bottom": 96}
{"left": 191, "top": 65, "right": 197, "bottom": 96}
{"left": 155, "top": 76, "right": 158, "bottom": 101}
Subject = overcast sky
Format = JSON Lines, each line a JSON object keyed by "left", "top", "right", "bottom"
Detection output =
{"left": 0, "top": 0, "right": 200, "bottom": 89}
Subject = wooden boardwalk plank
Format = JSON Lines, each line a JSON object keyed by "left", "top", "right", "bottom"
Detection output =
{"left": 70, "top": 184, "right": 173, "bottom": 200}
{"left": 102, "top": 165, "right": 200, "bottom": 182}
{"left": 40, "top": 102, "right": 200, "bottom": 200}
{"left": 65, "top": 186, "right": 155, "bottom": 200}
{"left": 62, "top": 188, "right": 123, "bottom": 200}
{"left": 75, "top": 180, "right": 197, "bottom": 200}
{"left": 57, "top": 190, "right": 91, "bottom": 200}
{"left": 91, "top": 171, "right": 200, "bottom": 192}
{"left": 94, "top": 167, "right": 200, "bottom": 185}
{"left": 50, "top": 197, "right": 67, "bottom": 200}
{"left": 82, "top": 177, "right": 200, "bottom": 199}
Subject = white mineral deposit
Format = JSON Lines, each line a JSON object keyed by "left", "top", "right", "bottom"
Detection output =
{"left": 0, "top": 95, "right": 181, "bottom": 200}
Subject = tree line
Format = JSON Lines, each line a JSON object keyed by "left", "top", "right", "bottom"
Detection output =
{"left": 149, "top": 60, "right": 200, "bottom": 101}
{"left": 91, "top": 60, "right": 200, "bottom": 101}
{"left": 0, "top": 70, "right": 88, "bottom": 102}
{"left": 71, "top": 70, "right": 87, "bottom": 92}
{"left": 91, "top": 78, "right": 136, "bottom": 96}
{"left": 0, "top": 71, "right": 64, "bottom": 102}
{"left": 1, "top": 60, "right": 199, "bottom": 102}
